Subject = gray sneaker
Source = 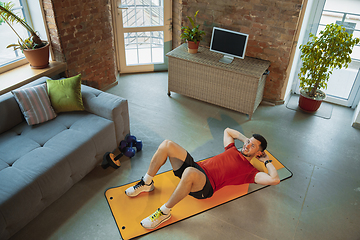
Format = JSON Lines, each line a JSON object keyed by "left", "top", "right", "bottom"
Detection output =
{"left": 125, "top": 177, "right": 155, "bottom": 197}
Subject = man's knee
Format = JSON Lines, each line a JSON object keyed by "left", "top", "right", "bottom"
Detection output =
{"left": 182, "top": 168, "right": 200, "bottom": 182}
{"left": 159, "top": 139, "right": 173, "bottom": 152}
{"left": 160, "top": 140, "right": 182, "bottom": 154}
{"left": 181, "top": 168, "right": 206, "bottom": 191}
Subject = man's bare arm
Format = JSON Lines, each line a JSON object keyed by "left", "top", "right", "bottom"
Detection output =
{"left": 223, "top": 128, "right": 248, "bottom": 148}
{"left": 254, "top": 153, "right": 280, "bottom": 185}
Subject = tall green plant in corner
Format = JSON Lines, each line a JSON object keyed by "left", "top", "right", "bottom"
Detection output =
{"left": 0, "top": 1, "right": 44, "bottom": 50}
{"left": 298, "top": 23, "right": 360, "bottom": 98}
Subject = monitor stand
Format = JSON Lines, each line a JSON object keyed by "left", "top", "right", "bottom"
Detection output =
{"left": 219, "top": 55, "right": 234, "bottom": 64}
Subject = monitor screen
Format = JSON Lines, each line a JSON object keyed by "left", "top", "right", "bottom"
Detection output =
{"left": 210, "top": 27, "right": 249, "bottom": 62}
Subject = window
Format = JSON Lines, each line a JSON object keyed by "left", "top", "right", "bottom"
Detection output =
{"left": 292, "top": 0, "right": 360, "bottom": 107}
{"left": 0, "top": 0, "right": 30, "bottom": 69}
{"left": 124, "top": 31, "right": 164, "bottom": 65}
{"left": 317, "top": 10, "right": 360, "bottom": 61}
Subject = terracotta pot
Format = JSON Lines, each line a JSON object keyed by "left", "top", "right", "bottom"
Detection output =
{"left": 23, "top": 42, "right": 50, "bottom": 69}
{"left": 187, "top": 41, "right": 200, "bottom": 54}
{"left": 298, "top": 89, "right": 326, "bottom": 112}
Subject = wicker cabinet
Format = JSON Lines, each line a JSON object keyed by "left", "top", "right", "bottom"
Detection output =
{"left": 166, "top": 44, "right": 270, "bottom": 119}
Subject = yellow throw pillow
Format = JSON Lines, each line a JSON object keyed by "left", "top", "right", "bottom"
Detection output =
{"left": 46, "top": 74, "right": 85, "bottom": 113}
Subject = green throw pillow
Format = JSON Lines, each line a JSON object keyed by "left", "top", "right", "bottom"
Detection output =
{"left": 46, "top": 74, "right": 85, "bottom": 113}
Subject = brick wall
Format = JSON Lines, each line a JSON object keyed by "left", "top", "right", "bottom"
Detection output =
{"left": 172, "top": 0, "right": 183, "bottom": 48}
{"left": 174, "top": 0, "right": 303, "bottom": 102}
{"left": 40, "top": 0, "right": 302, "bottom": 98}
{"left": 42, "top": 0, "right": 117, "bottom": 89}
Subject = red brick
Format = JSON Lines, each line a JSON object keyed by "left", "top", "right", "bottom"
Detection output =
{"left": 258, "top": 42, "right": 269, "bottom": 48}
{"left": 253, "top": 22, "right": 267, "bottom": 30}
{"left": 247, "top": 46, "right": 264, "bottom": 54}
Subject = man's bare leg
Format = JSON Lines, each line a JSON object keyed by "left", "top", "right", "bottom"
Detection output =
{"left": 140, "top": 167, "right": 207, "bottom": 229}
{"left": 146, "top": 139, "right": 188, "bottom": 177}
{"left": 139, "top": 141, "right": 207, "bottom": 229}
{"left": 125, "top": 139, "right": 208, "bottom": 229}
{"left": 165, "top": 167, "right": 206, "bottom": 208}
{"left": 125, "top": 140, "right": 190, "bottom": 197}
{"left": 146, "top": 140, "right": 207, "bottom": 207}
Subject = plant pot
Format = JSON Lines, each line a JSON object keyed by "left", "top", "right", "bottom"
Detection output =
{"left": 298, "top": 89, "right": 326, "bottom": 112}
{"left": 23, "top": 41, "right": 50, "bottom": 69}
{"left": 187, "top": 41, "right": 200, "bottom": 54}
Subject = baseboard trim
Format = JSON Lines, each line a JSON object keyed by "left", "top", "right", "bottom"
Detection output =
{"left": 262, "top": 98, "right": 285, "bottom": 106}
{"left": 352, "top": 122, "right": 360, "bottom": 130}
{"left": 102, "top": 80, "right": 118, "bottom": 92}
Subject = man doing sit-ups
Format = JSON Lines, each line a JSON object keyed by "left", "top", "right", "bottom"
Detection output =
{"left": 125, "top": 128, "right": 280, "bottom": 229}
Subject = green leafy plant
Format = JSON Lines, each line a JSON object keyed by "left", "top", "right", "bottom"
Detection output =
{"left": 0, "top": 1, "right": 45, "bottom": 50}
{"left": 298, "top": 23, "right": 360, "bottom": 98}
{"left": 180, "top": 10, "right": 205, "bottom": 44}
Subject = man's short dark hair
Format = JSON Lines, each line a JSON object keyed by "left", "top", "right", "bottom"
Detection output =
{"left": 252, "top": 134, "right": 267, "bottom": 151}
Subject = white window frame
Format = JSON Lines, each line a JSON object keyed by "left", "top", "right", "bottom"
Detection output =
{"left": 0, "top": 0, "right": 48, "bottom": 74}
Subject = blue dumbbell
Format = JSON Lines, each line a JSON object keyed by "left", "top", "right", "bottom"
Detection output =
{"left": 126, "top": 135, "right": 137, "bottom": 146}
{"left": 119, "top": 140, "right": 127, "bottom": 152}
{"left": 122, "top": 135, "right": 143, "bottom": 157}
{"left": 124, "top": 147, "right": 136, "bottom": 158}
{"left": 135, "top": 140, "right": 142, "bottom": 152}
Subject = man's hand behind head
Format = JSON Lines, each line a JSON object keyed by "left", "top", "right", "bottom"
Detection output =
{"left": 256, "top": 152, "right": 269, "bottom": 163}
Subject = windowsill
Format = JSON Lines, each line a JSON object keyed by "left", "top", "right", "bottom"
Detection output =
{"left": 0, "top": 61, "right": 67, "bottom": 95}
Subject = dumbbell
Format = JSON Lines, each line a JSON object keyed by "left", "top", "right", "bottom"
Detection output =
{"left": 135, "top": 140, "right": 142, "bottom": 152}
{"left": 124, "top": 147, "right": 136, "bottom": 158}
{"left": 126, "top": 135, "right": 143, "bottom": 152}
{"left": 120, "top": 135, "right": 143, "bottom": 158}
{"left": 101, "top": 152, "right": 122, "bottom": 169}
{"left": 119, "top": 140, "right": 127, "bottom": 152}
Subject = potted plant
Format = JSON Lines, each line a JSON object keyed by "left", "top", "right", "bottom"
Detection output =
{"left": 0, "top": 1, "right": 50, "bottom": 68}
{"left": 180, "top": 10, "right": 205, "bottom": 54}
{"left": 298, "top": 23, "right": 360, "bottom": 112}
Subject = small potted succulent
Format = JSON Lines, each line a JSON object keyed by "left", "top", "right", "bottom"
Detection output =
{"left": 180, "top": 10, "right": 205, "bottom": 54}
{"left": 0, "top": 1, "right": 50, "bottom": 68}
{"left": 298, "top": 23, "right": 359, "bottom": 112}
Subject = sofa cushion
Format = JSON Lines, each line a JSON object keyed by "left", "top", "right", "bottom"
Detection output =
{"left": 46, "top": 74, "right": 84, "bottom": 113}
{"left": 0, "top": 93, "right": 24, "bottom": 135}
{"left": 0, "top": 132, "right": 40, "bottom": 168}
{"left": 11, "top": 83, "right": 57, "bottom": 125}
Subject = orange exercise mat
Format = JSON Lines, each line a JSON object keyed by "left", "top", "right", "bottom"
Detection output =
{"left": 104, "top": 150, "right": 292, "bottom": 240}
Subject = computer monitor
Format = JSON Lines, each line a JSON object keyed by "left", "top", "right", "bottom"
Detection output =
{"left": 210, "top": 27, "right": 249, "bottom": 64}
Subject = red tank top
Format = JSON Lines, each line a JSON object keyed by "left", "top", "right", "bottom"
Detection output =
{"left": 197, "top": 143, "right": 259, "bottom": 192}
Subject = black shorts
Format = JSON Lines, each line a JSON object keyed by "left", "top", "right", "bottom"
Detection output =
{"left": 173, "top": 152, "right": 213, "bottom": 199}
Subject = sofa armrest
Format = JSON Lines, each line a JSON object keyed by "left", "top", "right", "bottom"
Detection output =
{"left": 81, "top": 85, "right": 130, "bottom": 145}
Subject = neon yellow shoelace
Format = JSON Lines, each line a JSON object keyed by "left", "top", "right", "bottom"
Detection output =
{"left": 150, "top": 209, "right": 163, "bottom": 222}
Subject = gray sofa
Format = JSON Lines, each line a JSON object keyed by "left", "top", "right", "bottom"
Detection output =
{"left": 0, "top": 77, "right": 130, "bottom": 239}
